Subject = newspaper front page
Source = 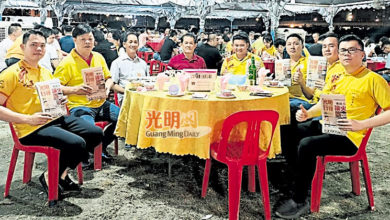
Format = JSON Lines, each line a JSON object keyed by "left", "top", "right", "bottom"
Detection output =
{"left": 307, "top": 56, "right": 327, "bottom": 89}
{"left": 321, "top": 94, "right": 347, "bottom": 136}
{"left": 35, "top": 78, "right": 67, "bottom": 118}
{"left": 81, "top": 67, "right": 106, "bottom": 101}
{"left": 274, "top": 59, "right": 291, "bottom": 86}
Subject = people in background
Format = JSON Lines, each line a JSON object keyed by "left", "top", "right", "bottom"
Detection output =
{"left": 59, "top": 25, "right": 75, "bottom": 54}
{"left": 196, "top": 33, "right": 223, "bottom": 73}
{"left": 92, "top": 29, "right": 118, "bottom": 69}
{"left": 168, "top": 33, "right": 206, "bottom": 70}
{"left": 159, "top": 30, "right": 179, "bottom": 62}
{"left": 0, "top": 23, "right": 22, "bottom": 72}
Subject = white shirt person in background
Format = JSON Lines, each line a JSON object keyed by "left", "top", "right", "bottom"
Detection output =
{"left": 0, "top": 23, "right": 23, "bottom": 72}
{"left": 111, "top": 32, "right": 148, "bottom": 105}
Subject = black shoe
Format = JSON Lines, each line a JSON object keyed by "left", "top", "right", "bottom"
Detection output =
{"left": 275, "top": 199, "right": 310, "bottom": 219}
{"left": 59, "top": 175, "right": 81, "bottom": 192}
{"left": 102, "top": 150, "right": 113, "bottom": 163}
{"left": 39, "top": 173, "right": 64, "bottom": 200}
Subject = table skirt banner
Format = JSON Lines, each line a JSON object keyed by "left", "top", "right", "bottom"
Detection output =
{"left": 115, "top": 88, "right": 290, "bottom": 159}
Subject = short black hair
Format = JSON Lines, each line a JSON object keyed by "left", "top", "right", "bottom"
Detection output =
{"left": 39, "top": 27, "right": 53, "bottom": 39}
{"left": 382, "top": 39, "right": 390, "bottom": 46}
{"left": 92, "top": 29, "right": 105, "bottom": 43}
{"left": 286, "top": 33, "right": 304, "bottom": 44}
{"left": 63, "top": 25, "right": 73, "bottom": 33}
{"left": 338, "top": 34, "right": 364, "bottom": 51}
{"left": 263, "top": 34, "right": 273, "bottom": 45}
{"left": 232, "top": 32, "right": 250, "bottom": 44}
{"left": 112, "top": 30, "right": 122, "bottom": 41}
{"left": 8, "top": 23, "right": 21, "bottom": 35}
{"left": 52, "top": 27, "right": 61, "bottom": 35}
{"left": 274, "top": 38, "right": 286, "bottom": 48}
{"left": 22, "top": 30, "right": 46, "bottom": 44}
{"left": 72, "top": 23, "right": 93, "bottom": 38}
{"left": 305, "top": 35, "right": 314, "bottom": 44}
{"left": 222, "top": 34, "right": 230, "bottom": 43}
{"left": 169, "top": 29, "right": 178, "bottom": 38}
{"left": 122, "top": 31, "right": 138, "bottom": 43}
{"left": 320, "top": 32, "right": 338, "bottom": 41}
{"left": 181, "top": 33, "right": 197, "bottom": 43}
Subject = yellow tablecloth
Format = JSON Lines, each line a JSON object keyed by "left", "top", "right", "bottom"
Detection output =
{"left": 115, "top": 87, "right": 290, "bottom": 159}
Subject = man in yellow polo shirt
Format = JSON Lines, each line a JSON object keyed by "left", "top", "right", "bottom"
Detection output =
{"left": 220, "top": 32, "right": 264, "bottom": 76}
{"left": 4, "top": 35, "right": 24, "bottom": 67}
{"left": 0, "top": 30, "right": 103, "bottom": 202}
{"left": 54, "top": 23, "right": 119, "bottom": 163}
{"left": 275, "top": 34, "right": 390, "bottom": 219}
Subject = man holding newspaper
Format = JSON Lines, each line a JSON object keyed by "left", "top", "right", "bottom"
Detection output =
{"left": 0, "top": 30, "right": 103, "bottom": 202}
{"left": 275, "top": 35, "right": 390, "bottom": 219}
{"left": 54, "top": 24, "right": 119, "bottom": 163}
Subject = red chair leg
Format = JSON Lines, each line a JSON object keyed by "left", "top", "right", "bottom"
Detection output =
{"left": 311, "top": 157, "right": 326, "bottom": 213}
{"left": 23, "top": 152, "right": 35, "bottom": 183}
{"left": 257, "top": 160, "right": 271, "bottom": 220}
{"left": 350, "top": 161, "right": 361, "bottom": 195}
{"left": 47, "top": 148, "right": 60, "bottom": 204}
{"left": 4, "top": 148, "right": 19, "bottom": 198}
{"left": 228, "top": 164, "right": 243, "bottom": 220}
{"left": 77, "top": 163, "right": 83, "bottom": 185}
{"left": 94, "top": 143, "right": 102, "bottom": 171}
{"left": 201, "top": 158, "right": 212, "bottom": 198}
{"left": 248, "top": 165, "right": 256, "bottom": 192}
{"left": 114, "top": 138, "right": 118, "bottom": 155}
{"left": 361, "top": 156, "right": 375, "bottom": 211}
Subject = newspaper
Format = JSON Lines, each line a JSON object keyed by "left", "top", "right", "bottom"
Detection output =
{"left": 274, "top": 59, "right": 291, "bottom": 86}
{"left": 81, "top": 67, "right": 106, "bottom": 101}
{"left": 321, "top": 94, "right": 347, "bottom": 136}
{"left": 307, "top": 56, "right": 327, "bottom": 89}
{"left": 35, "top": 78, "right": 67, "bottom": 118}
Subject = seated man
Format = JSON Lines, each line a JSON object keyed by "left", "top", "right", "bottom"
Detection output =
{"left": 111, "top": 32, "right": 148, "bottom": 105}
{"left": 168, "top": 33, "right": 206, "bottom": 70}
{"left": 275, "top": 34, "right": 390, "bottom": 219}
{"left": 0, "top": 30, "right": 103, "bottom": 199}
{"left": 220, "top": 32, "right": 264, "bottom": 75}
{"left": 54, "top": 23, "right": 119, "bottom": 163}
{"left": 285, "top": 34, "right": 315, "bottom": 114}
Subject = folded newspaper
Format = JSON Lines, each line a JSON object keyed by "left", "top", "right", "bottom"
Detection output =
{"left": 274, "top": 59, "right": 291, "bottom": 86}
{"left": 35, "top": 78, "right": 67, "bottom": 118}
{"left": 321, "top": 94, "right": 347, "bottom": 136}
{"left": 82, "top": 67, "right": 106, "bottom": 101}
{"left": 307, "top": 56, "right": 327, "bottom": 89}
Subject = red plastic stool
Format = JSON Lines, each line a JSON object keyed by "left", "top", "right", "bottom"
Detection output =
{"left": 95, "top": 121, "right": 119, "bottom": 156}
{"left": 149, "top": 60, "right": 163, "bottom": 76}
{"left": 4, "top": 123, "right": 83, "bottom": 206}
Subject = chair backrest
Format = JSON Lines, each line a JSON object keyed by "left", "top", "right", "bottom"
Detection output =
{"left": 144, "top": 52, "right": 154, "bottom": 64}
{"left": 160, "top": 62, "right": 168, "bottom": 72}
{"left": 114, "top": 91, "right": 120, "bottom": 106}
{"left": 149, "top": 60, "right": 162, "bottom": 76}
{"left": 215, "top": 110, "right": 279, "bottom": 165}
{"left": 8, "top": 123, "right": 21, "bottom": 146}
{"left": 325, "top": 107, "right": 382, "bottom": 162}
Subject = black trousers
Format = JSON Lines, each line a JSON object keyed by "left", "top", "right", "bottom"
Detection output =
{"left": 282, "top": 120, "right": 358, "bottom": 203}
{"left": 20, "top": 116, "right": 103, "bottom": 175}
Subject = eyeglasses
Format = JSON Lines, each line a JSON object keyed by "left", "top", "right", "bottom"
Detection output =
{"left": 338, "top": 47, "right": 363, "bottom": 55}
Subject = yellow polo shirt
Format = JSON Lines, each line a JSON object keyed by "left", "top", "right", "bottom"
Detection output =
{"left": 322, "top": 66, "right": 390, "bottom": 147}
{"left": 289, "top": 55, "right": 309, "bottom": 101}
{"left": 251, "top": 37, "right": 264, "bottom": 54}
{"left": 312, "top": 60, "right": 344, "bottom": 103}
{"left": 258, "top": 45, "right": 277, "bottom": 57}
{"left": 5, "top": 35, "right": 24, "bottom": 60}
{"left": 53, "top": 49, "right": 111, "bottom": 110}
{"left": 220, "top": 52, "right": 264, "bottom": 75}
{"left": 0, "top": 61, "right": 55, "bottom": 138}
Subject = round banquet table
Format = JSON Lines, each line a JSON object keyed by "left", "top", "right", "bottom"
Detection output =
{"left": 115, "top": 87, "right": 290, "bottom": 159}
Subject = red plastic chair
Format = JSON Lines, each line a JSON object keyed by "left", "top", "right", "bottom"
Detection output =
{"left": 95, "top": 121, "right": 118, "bottom": 156}
{"left": 137, "top": 51, "right": 144, "bottom": 59}
{"left": 143, "top": 52, "right": 154, "bottom": 64}
{"left": 149, "top": 60, "right": 163, "bottom": 76}
{"left": 202, "top": 110, "right": 279, "bottom": 220}
{"left": 310, "top": 108, "right": 383, "bottom": 212}
{"left": 4, "top": 123, "right": 83, "bottom": 206}
{"left": 160, "top": 62, "right": 169, "bottom": 72}
{"left": 114, "top": 91, "right": 120, "bottom": 107}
